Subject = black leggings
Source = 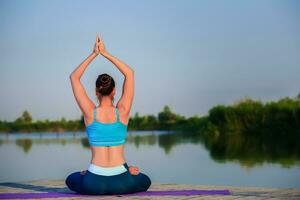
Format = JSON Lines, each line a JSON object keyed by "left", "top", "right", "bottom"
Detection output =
{"left": 65, "top": 163, "right": 151, "bottom": 195}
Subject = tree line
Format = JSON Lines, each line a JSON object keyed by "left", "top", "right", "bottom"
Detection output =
{"left": 0, "top": 93, "right": 299, "bottom": 136}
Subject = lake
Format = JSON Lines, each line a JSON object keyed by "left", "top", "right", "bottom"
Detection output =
{"left": 0, "top": 131, "right": 299, "bottom": 189}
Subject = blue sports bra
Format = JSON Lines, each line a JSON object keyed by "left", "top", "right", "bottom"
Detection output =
{"left": 86, "top": 107, "right": 128, "bottom": 147}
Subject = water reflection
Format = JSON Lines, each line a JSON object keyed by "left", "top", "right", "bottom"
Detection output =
{"left": 1, "top": 131, "right": 299, "bottom": 168}
{"left": 15, "top": 139, "right": 32, "bottom": 153}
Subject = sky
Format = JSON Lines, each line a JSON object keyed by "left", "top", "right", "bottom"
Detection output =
{"left": 0, "top": 0, "right": 299, "bottom": 121}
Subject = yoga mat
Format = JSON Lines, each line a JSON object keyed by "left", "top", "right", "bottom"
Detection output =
{"left": 0, "top": 189, "right": 231, "bottom": 199}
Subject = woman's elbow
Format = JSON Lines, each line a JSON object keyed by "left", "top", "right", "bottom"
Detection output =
{"left": 69, "top": 73, "right": 78, "bottom": 80}
{"left": 124, "top": 69, "right": 134, "bottom": 78}
{"left": 129, "top": 69, "right": 134, "bottom": 76}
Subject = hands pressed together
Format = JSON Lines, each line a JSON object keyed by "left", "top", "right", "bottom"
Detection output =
{"left": 93, "top": 33, "right": 107, "bottom": 56}
{"left": 80, "top": 165, "right": 139, "bottom": 176}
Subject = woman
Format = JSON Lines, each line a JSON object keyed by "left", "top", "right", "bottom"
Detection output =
{"left": 65, "top": 34, "right": 151, "bottom": 195}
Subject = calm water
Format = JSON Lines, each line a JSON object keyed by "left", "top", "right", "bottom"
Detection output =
{"left": 0, "top": 131, "right": 299, "bottom": 189}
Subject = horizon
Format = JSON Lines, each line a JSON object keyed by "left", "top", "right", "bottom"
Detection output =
{"left": 4, "top": 93, "right": 299, "bottom": 122}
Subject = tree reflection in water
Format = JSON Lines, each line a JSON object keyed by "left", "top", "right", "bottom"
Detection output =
{"left": 0, "top": 130, "right": 299, "bottom": 168}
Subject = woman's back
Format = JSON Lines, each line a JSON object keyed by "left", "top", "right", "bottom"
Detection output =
{"left": 85, "top": 106, "right": 129, "bottom": 167}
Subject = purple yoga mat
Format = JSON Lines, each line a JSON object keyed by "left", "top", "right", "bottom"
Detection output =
{"left": 0, "top": 189, "right": 231, "bottom": 199}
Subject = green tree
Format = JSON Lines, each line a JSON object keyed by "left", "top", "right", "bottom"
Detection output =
{"left": 158, "top": 105, "right": 178, "bottom": 130}
{"left": 15, "top": 110, "right": 32, "bottom": 123}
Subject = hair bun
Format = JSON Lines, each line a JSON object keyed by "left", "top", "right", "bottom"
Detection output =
{"left": 100, "top": 75, "right": 111, "bottom": 88}
{"left": 96, "top": 73, "right": 115, "bottom": 96}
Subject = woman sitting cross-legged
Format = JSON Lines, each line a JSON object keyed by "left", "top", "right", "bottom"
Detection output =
{"left": 65, "top": 34, "right": 151, "bottom": 195}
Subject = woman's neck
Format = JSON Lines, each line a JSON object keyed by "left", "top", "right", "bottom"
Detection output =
{"left": 100, "top": 104, "right": 114, "bottom": 107}
{"left": 99, "top": 101, "right": 114, "bottom": 107}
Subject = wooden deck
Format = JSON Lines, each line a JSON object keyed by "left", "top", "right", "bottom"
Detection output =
{"left": 0, "top": 180, "right": 299, "bottom": 199}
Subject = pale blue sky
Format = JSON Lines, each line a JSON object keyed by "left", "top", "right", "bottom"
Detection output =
{"left": 0, "top": 0, "right": 299, "bottom": 121}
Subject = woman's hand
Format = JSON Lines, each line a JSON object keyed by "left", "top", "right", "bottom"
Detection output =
{"left": 93, "top": 34, "right": 101, "bottom": 55}
{"left": 97, "top": 33, "right": 108, "bottom": 56}
{"left": 128, "top": 166, "right": 139, "bottom": 175}
{"left": 93, "top": 33, "right": 108, "bottom": 56}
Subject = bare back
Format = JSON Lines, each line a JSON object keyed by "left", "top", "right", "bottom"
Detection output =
{"left": 84, "top": 106, "right": 129, "bottom": 167}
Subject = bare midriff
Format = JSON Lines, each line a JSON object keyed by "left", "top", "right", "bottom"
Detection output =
{"left": 90, "top": 145, "right": 126, "bottom": 167}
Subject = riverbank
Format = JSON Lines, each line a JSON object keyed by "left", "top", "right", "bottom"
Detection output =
{"left": 0, "top": 180, "right": 299, "bottom": 199}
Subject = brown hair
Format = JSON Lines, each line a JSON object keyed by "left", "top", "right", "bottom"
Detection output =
{"left": 96, "top": 73, "right": 115, "bottom": 96}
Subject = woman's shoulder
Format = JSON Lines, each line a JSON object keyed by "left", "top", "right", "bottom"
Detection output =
{"left": 116, "top": 105, "right": 130, "bottom": 125}
{"left": 116, "top": 103, "right": 130, "bottom": 115}
{"left": 83, "top": 105, "right": 97, "bottom": 127}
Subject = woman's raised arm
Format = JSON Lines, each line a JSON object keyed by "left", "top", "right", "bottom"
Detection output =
{"left": 69, "top": 35, "right": 100, "bottom": 118}
{"left": 98, "top": 35, "right": 135, "bottom": 116}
